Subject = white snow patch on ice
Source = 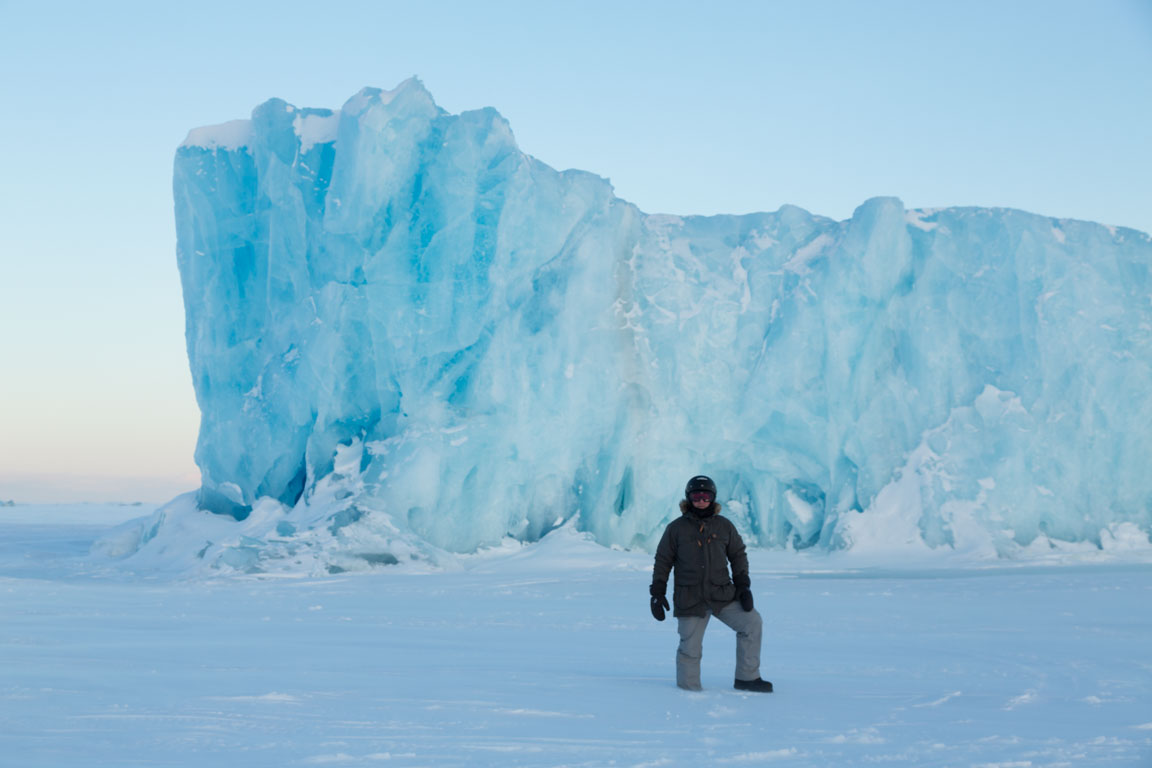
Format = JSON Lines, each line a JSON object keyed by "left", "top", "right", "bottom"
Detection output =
{"left": 1100, "top": 522, "right": 1152, "bottom": 550}
{"left": 835, "top": 443, "right": 935, "bottom": 556}
{"left": 332, "top": 439, "right": 363, "bottom": 477}
{"left": 906, "top": 209, "right": 940, "bottom": 231}
{"left": 293, "top": 112, "right": 340, "bottom": 152}
{"left": 181, "top": 119, "right": 254, "bottom": 150}
{"left": 783, "top": 489, "right": 814, "bottom": 527}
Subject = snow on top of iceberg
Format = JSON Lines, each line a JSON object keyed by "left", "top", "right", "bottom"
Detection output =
{"left": 182, "top": 110, "right": 338, "bottom": 154}
{"left": 905, "top": 208, "right": 941, "bottom": 231}
{"left": 292, "top": 112, "right": 339, "bottom": 153}
{"left": 181, "top": 119, "right": 254, "bottom": 150}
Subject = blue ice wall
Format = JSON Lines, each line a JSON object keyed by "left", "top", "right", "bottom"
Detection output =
{"left": 173, "top": 79, "right": 1152, "bottom": 555}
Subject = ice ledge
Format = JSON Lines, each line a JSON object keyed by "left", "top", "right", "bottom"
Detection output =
{"left": 180, "top": 112, "right": 341, "bottom": 153}
{"left": 181, "top": 118, "right": 254, "bottom": 150}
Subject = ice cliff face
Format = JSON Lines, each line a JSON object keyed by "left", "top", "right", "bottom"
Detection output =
{"left": 168, "top": 78, "right": 1152, "bottom": 569}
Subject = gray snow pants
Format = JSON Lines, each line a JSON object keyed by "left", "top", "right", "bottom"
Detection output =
{"left": 675, "top": 601, "right": 762, "bottom": 691}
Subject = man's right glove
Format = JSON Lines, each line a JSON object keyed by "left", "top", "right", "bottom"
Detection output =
{"left": 649, "top": 582, "right": 670, "bottom": 621}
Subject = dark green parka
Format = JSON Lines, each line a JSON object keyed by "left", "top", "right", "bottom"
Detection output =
{"left": 652, "top": 501, "right": 750, "bottom": 618}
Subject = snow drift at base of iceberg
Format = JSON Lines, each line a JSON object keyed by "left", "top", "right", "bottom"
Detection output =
{"left": 138, "top": 78, "right": 1152, "bottom": 570}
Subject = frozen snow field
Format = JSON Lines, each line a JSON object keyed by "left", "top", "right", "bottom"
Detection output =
{"left": 2, "top": 505, "right": 1150, "bottom": 767}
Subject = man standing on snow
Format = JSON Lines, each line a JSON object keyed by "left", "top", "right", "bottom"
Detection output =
{"left": 649, "top": 475, "right": 773, "bottom": 692}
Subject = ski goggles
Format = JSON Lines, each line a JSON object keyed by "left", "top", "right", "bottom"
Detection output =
{"left": 688, "top": 491, "right": 715, "bottom": 502}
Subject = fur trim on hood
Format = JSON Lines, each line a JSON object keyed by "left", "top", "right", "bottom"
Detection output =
{"left": 680, "top": 499, "right": 722, "bottom": 516}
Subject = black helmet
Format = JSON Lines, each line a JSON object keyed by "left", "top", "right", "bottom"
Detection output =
{"left": 685, "top": 475, "right": 717, "bottom": 499}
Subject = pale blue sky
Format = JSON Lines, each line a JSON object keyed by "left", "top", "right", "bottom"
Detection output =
{"left": 1, "top": 0, "right": 1149, "bottom": 502}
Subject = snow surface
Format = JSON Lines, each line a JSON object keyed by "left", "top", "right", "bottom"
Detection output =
{"left": 3, "top": 506, "right": 1151, "bottom": 767}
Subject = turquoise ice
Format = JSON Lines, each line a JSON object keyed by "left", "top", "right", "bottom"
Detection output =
{"left": 172, "top": 78, "right": 1152, "bottom": 560}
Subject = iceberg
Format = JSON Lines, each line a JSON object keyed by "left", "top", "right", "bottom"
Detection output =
{"left": 156, "top": 78, "right": 1152, "bottom": 571}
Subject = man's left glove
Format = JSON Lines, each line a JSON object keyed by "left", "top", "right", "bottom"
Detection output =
{"left": 649, "top": 582, "right": 670, "bottom": 621}
{"left": 734, "top": 574, "right": 754, "bottom": 611}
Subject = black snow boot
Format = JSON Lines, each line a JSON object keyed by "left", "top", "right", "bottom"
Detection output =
{"left": 734, "top": 677, "right": 774, "bottom": 693}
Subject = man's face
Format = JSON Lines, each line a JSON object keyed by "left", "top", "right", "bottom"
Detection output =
{"left": 689, "top": 491, "right": 714, "bottom": 509}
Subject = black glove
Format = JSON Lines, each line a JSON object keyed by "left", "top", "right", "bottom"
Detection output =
{"left": 738, "top": 588, "right": 754, "bottom": 612}
{"left": 650, "top": 582, "right": 670, "bottom": 621}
